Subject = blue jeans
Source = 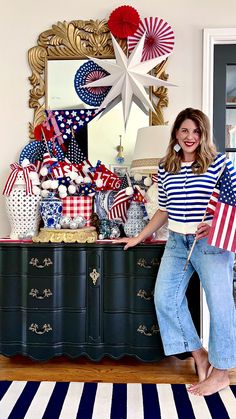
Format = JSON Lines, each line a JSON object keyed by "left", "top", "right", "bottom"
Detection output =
{"left": 154, "top": 230, "right": 236, "bottom": 369}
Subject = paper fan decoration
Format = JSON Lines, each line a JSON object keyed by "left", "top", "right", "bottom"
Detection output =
{"left": 19, "top": 141, "right": 65, "bottom": 165}
{"left": 108, "top": 5, "right": 140, "bottom": 39}
{"left": 74, "top": 61, "right": 111, "bottom": 107}
{"left": 128, "top": 17, "right": 175, "bottom": 61}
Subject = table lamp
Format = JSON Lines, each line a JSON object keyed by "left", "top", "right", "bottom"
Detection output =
{"left": 129, "top": 125, "right": 170, "bottom": 241}
{"left": 130, "top": 125, "right": 170, "bottom": 174}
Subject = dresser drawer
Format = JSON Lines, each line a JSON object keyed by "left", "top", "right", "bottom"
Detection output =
{"left": 0, "top": 248, "right": 21, "bottom": 275}
{"left": 24, "top": 248, "right": 88, "bottom": 276}
{"left": 0, "top": 309, "right": 86, "bottom": 344}
{"left": 26, "top": 275, "right": 86, "bottom": 309}
{"left": 26, "top": 311, "right": 86, "bottom": 344}
{"left": 104, "top": 275, "right": 156, "bottom": 312}
{"left": 103, "top": 313, "right": 161, "bottom": 347}
{"left": 0, "top": 275, "right": 86, "bottom": 310}
{"left": 0, "top": 277, "right": 22, "bottom": 308}
{"left": 103, "top": 246, "right": 163, "bottom": 275}
{"left": 0, "top": 309, "right": 23, "bottom": 341}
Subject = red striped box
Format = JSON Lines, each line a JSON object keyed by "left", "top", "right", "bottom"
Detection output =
{"left": 62, "top": 196, "right": 93, "bottom": 226}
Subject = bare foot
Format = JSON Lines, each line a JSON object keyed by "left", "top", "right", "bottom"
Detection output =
{"left": 187, "top": 368, "right": 230, "bottom": 396}
{"left": 192, "top": 347, "right": 211, "bottom": 382}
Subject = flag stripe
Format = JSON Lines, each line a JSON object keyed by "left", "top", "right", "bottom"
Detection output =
{"left": 207, "top": 166, "right": 236, "bottom": 252}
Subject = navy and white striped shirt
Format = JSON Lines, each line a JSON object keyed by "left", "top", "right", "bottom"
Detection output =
{"left": 158, "top": 153, "right": 236, "bottom": 234}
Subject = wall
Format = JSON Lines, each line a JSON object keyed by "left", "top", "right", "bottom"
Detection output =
{"left": 1, "top": 0, "right": 236, "bottom": 236}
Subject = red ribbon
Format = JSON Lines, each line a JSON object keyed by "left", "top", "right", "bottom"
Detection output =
{"left": 3, "top": 163, "right": 36, "bottom": 196}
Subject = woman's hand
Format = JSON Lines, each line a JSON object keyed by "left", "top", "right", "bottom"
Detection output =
{"left": 112, "top": 236, "right": 141, "bottom": 250}
{"left": 195, "top": 222, "right": 211, "bottom": 240}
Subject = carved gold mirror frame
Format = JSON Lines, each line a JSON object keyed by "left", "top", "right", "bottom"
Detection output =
{"left": 28, "top": 19, "right": 169, "bottom": 139}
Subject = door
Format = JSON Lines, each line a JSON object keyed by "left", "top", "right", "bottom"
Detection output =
{"left": 213, "top": 44, "right": 236, "bottom": 165}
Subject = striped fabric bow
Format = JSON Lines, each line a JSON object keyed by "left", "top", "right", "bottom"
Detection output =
{"left": 3, "top": 162, "right": 36, "bottom": 196}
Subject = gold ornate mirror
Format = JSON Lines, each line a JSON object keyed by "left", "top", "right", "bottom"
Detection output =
{"left": 28, "top": 19, "right": 169, "bottom": 165}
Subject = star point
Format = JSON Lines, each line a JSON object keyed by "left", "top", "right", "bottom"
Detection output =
{"left": 81, "top": 33, "right": 176, "bottom": 127}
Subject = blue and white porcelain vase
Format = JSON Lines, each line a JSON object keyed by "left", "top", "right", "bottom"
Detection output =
{"left": 40, "top": 192, "right": 62, "bottom": 229}
{"left": 124, "top": 202, "right": 147, "bottom": 237}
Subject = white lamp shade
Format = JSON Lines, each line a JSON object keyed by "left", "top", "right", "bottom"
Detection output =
{"left": 130, "top": 125, "right": 170, "bottom": 174}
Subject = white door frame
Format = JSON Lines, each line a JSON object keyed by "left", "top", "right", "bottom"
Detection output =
{"left": 201, "top": 27, "right": 236, "bottom": 347}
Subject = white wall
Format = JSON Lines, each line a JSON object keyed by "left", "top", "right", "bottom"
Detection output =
{"left": 1, "top": 0, "right": 236, "bottom": 236}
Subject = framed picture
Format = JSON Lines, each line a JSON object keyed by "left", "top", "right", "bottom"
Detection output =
{"left": 109, "top": 165, "right": 129, "bottom": 177}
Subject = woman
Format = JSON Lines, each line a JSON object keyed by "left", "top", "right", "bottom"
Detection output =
{"left": 117, "top": 108, "right": 236, "bottom": 396}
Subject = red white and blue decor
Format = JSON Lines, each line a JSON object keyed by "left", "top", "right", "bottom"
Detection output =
{"left": 50, "top": 109, "right": 100, "bottom": 142}
{"left": 128, "top": 16, "right": 175, "bottom": 61}
{"left": 74, "top": 60, "right": 111, "bottom": 107}
{"left": 19, "top": 141, "right": 65, "bottom": 165}
{"left": 108, "top": 5, "right": 140, "bottom": 39}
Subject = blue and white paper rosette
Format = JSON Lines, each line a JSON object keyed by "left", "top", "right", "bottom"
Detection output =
{"left": 74, "top": 60, "right": 111, "bottom": 107}
{"left": 19, "top": 141, "right": 65, "bottom": 165}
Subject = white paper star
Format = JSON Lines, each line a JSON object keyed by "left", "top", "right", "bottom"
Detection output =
{"left": 81, "top": 33, "right": 176, "bottom": 127}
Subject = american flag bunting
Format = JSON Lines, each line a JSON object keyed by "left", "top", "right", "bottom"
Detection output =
{"left": 108, "top": 189, "right": 131, "bottom": 223}
{"left": 207, "top": 166, "right": 236, "bottom": 252}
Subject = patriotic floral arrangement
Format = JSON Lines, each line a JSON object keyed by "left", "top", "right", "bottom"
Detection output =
{"left": 2, "top": 111, "right": 151, "bottom": 238}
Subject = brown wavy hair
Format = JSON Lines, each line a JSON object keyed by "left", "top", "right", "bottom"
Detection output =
{"left": 161, "top": 108, "right": 217, "bottom": 174}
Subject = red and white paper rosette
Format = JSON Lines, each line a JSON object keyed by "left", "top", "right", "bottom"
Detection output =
{"left": 127, "top": 17, "right": 175, "bottom": 61}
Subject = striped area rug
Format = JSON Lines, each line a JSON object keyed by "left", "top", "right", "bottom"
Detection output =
{"left": 0, "top": 381, "right": 235, "bottom": 419}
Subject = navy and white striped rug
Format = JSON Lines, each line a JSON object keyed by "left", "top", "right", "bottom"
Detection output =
{"left": 0, "top": 381, "right": 235, "bottom": 419}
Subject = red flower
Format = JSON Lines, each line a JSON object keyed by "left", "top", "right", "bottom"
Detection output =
{"left": 108, "top": 5, "right": 140, "bottom": 39}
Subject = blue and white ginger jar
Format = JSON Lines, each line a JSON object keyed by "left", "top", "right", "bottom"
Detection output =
{"left": 40, "top": 192, "right": 62, "bottom": 229}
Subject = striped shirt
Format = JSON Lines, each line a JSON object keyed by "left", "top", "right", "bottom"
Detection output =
{"left": 158, "top": 153, "right": 236, "bottom": 234}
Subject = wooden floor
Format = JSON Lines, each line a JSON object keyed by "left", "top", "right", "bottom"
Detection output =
{"left": 0, "top": 355, "right": 236, "bottom": 384}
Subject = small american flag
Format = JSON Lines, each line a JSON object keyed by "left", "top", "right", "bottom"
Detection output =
{"left": 108, "top": 189, "right": 131, "bottom": 223}
{"left": 207, "top": 166, "right": 236, "bottom": 251}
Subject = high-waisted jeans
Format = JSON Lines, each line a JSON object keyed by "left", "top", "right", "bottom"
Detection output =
{"left": 154, "top": 230, "right": 236, "bottom": 369}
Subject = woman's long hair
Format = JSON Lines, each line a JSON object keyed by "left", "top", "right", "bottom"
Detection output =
{"left": 161, "top": 108, "right": 217, "bottom": 174}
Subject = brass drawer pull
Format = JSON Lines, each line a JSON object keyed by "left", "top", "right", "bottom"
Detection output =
{"left": 29, "top": 288, "right": 53, "bottom": 299}
{"left": 89, "top": 268, "right": 100, "bottom": 285}
{"left": 137, "top": 289, "right": 154, "bottom": 301}
{"left": 29, "top": 323, "right": 52, "bottom": 335}
{"left": 137, "top": 258, "right": 159, "bottom": 269}
{"left": 137, "top": 324, "right": 159, "bottom": 336}
{"left": 29, "top": 258, "right": 53, "bottom": 269}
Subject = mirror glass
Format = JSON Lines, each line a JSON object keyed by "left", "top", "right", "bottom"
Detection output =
{"left": 46, "top": 59, "right": 148, "bottom": 167}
